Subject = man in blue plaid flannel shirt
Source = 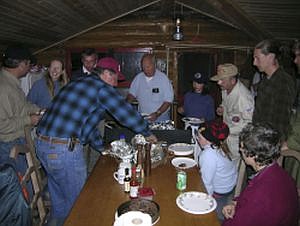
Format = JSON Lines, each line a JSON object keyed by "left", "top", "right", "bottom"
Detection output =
{"left": 36, "top": 58, "right": 157, "bottom": 225}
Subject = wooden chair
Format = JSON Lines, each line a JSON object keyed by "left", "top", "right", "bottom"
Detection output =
{"left": 234, "top": 159, "right": 247, "bottom": 197}
{"left": 277, "top": 149, "right": 300, "bottom": 225}
{"left": 277, "top": 148, "right": 300, "bottom": 190}
{"left": 9, "top": 126, "right": 49, "bottom": 226}
{"left": 277, "top": 148, "right": 300, "bottom": 168}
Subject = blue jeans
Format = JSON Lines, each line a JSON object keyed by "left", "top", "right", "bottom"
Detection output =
{"left": 35, "top": 138, "right": 87, "bottom": 223}
{"left": 213, "top": 189, "right": 234, "bottom": 222}
{"left": 0, "top": 137, "right": 27, "bottom": 172}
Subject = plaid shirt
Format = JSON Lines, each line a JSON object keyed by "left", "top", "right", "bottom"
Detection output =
{"left": 37, "top": 75, "right": 151, "bottom": 150}
{"left": 253, "top": 67, "right": 296, "bottom": 140}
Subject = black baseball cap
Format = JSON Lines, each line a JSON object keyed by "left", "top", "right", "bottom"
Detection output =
{"left": 192, "top": 72, "right": 208, "bottom": 84}
{"left": 3, "top": 45, "right": 36, "bottom": 64}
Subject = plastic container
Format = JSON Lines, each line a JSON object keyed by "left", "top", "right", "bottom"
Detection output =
{"left": 138, "top": 187, "right": 155, "bottom": 200}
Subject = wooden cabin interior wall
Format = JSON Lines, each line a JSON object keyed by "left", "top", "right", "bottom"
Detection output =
{"left": 36, "top": 17, "right": 253, "bottom": 81}
{"left": 35, "top": 17, "right": 253, "bottom": 125}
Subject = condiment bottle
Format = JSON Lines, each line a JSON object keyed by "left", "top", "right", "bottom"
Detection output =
{"left": 161, "top": 141, "right": 168, "bottom": 154}
{"left": 144, "top": 142, "right": 151, "bottom": 176}
{"left": 124, "top": 168, "right": 131, "bottom": 193}
{"left": 130, "top": 167, "right": 139, "bottom": 198}
{"left": 136, "top": 144, "right": 144, "bottom": 186}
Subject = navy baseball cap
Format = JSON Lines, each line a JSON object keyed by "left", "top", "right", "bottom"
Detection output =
{"left": 193, "top": 72, "right": 208, "bottom": 84}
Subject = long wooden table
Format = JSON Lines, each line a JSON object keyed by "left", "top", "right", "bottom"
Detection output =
{"left": 64, "top": 155, "right": 220, "bottom": 226}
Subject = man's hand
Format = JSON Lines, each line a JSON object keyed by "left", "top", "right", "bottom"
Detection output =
{"left": 145, "top": 134, "right": 158, "bottom": 143}
{"left": 148, "top": 112, "right": 159, "bottom": 122}
{"left": 30, "top": 114, "right": 42, "bottom": 126}
{"left": 177, "top": 106, "right": 184, "bottom": 115}
{"left": 222, "top": 201, "right": 237, "bottom": 219}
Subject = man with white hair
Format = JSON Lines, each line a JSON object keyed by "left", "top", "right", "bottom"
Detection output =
{"left": 127, "top": 53, "right": 174, "bottom": 122}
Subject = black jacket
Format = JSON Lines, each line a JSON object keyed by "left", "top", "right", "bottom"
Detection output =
{"left": 0, "top": 164, "right": 31, "bottom": 226}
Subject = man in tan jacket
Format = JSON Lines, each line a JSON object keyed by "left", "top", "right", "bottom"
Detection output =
{"left": 0, "top": 45, "right": 41, "bottom": 174}
{"left": 211, "top": 63, "right": 254, "bottom": 162}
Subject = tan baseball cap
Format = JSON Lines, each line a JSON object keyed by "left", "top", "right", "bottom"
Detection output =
{"left": 210, "top": 63, "right": 238, "bottom": 81}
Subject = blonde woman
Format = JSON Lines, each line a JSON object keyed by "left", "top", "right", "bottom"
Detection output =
{"left": 27, "top": 59, "right": 69, "bottom": 108}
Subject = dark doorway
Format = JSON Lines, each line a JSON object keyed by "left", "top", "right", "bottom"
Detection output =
{"left": 178, "top": 52, "right": 214, "bottom": 96}
{"left": 176, "top": 51, "right": 221, "bottom": 128}
{"left": 177, "top": 51, "right": 219, "bottom": 104}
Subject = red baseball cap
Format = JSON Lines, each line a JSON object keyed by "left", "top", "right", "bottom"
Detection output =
{"left": 199, "top": 119, "right": 229, "bottom": 145}
{"left": 96, "top": 57, "right": 125, "bottom": 81}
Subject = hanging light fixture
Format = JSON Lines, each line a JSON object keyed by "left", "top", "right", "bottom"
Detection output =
{"left": 172, "top": 3, "right": 184, "bottom": 41}
{"left": 173, "top": 17, "right": 184, "bottom": 41}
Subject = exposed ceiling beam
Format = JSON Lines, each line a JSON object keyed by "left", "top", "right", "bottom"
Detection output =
{"left": 201, "top": 0, "right": 271, "bottom": 40}
{"left": 179, "top": 0, "right": 272, "bottom": 41}
{"left": 34, "top": 0, "right": 162, "bottom": 54}
{"left": 177, "top": 0, "right": 240, "bottom": 29}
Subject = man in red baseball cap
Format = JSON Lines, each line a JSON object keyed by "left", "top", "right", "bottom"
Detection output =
{"left": 97, "top": 57, "right": 126, "bottom": 82}
{"left": 35, "top": 53, "right": 157, "bottom": 225}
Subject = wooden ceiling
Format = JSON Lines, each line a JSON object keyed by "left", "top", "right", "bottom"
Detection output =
{"left": 0, "top": 0, "right": 299, "bottom": 54}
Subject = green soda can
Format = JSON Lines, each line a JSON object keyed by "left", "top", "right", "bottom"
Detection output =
{"left": 176, "top": 170, "right": 187, "bottom": 191}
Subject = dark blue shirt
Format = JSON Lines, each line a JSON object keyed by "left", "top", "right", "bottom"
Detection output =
{"left": 183, "top": 91, "right": 215, "bottom": 121}
{"left": 37, "top": 75, "right": 151, "bottom": 150}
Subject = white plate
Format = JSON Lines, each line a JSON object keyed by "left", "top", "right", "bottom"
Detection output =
{"left": 176, "top": 191, "right": 217, "bottom": 214}
{"left": 171, "top": 157, "right": 196, "bottom": 169}
{"left": 182, "top": 117, "right": 204, "bottom": 125}
{"left": 168, "top": 143, "right": 194, "bottom": 156}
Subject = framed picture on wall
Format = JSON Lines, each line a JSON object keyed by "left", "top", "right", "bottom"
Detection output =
{"left": 156, "top": 58, "right": 167, "bottom": 74}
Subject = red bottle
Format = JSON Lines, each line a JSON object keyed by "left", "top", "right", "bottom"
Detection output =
{"left": 130, "top": 167, "right": 139, "bottom": 198}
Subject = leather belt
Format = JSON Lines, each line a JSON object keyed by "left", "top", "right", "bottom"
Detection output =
{"left": 37, "top": 134, "right": 80, "bottom": 145}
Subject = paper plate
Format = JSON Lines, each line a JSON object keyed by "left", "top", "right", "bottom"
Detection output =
{"left": 182, "top": 117, "right": 204, "bottom": 125}
{"left": 171, "top": 157, "right": 197, "bottom": 169}
{"left": 168, "top": 143, "right": 194, "bottom": 156}
{"left": 176, "top": 191, "right": 217, "bottom": 214}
